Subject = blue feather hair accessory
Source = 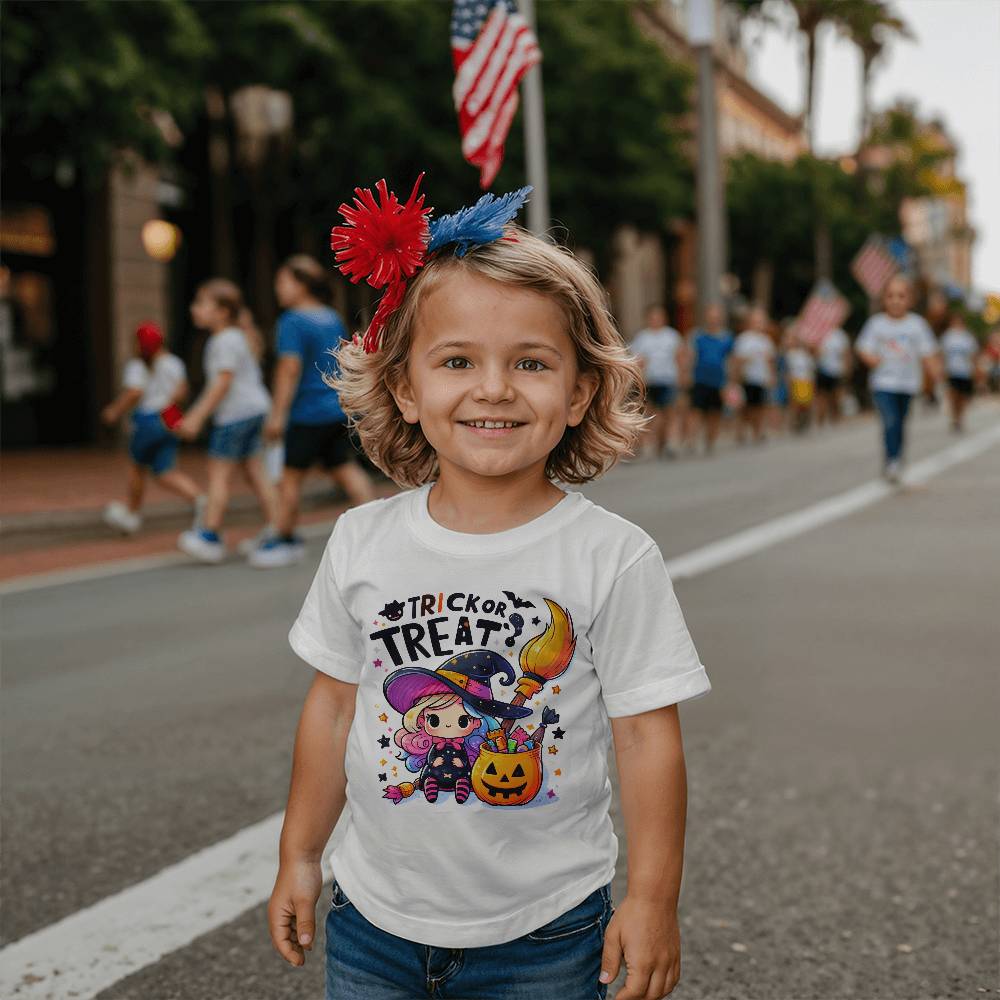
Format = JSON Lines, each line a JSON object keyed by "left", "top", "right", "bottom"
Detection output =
{"left": 332, "top": 176, "right": 533, "bottom": 352}
{"left": 427, "top": 186, "right": 533, "bottom": 257}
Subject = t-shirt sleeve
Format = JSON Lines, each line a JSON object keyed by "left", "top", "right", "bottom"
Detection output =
{"left": 589, "top": 544, "right": 710, "bottom": 718}
{"left": 210, "top": 330, "right": 243, "bottom": 373}
{"left": 288, "top": 518, "right": 364, "bottom": 683}
{"left": 916, "top": 317, "right": 937, "bottom": 357}
{"left": 167, "top": 355, "right": 187, "bottom": 382}
{"left": 855, "top": 318, "right": 876, "bottom": 355}
{"left": 277, "top": 313, "right": 304, "bottom": 359}
{"left": 122, "top": 359, "right": 147, "bottom": 391}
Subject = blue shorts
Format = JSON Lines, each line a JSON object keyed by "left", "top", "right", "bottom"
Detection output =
{"left": 208, "top": 414, "right": 264, "bottom": 461}
{"left": 645, "top": 383, "right": 677, "bottom": 408}
{"left": 325, "top": 879, "right": 614, "bottom": 1000}
{"left": 128, "top": 412, "right": 178, "bottom": 475}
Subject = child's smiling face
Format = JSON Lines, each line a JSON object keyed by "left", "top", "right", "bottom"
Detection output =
{"left": 421, "top": 701, "right": 478, "bottom": 738}
{"left": 391, "top": 269, "right": 598, "bottom": 484}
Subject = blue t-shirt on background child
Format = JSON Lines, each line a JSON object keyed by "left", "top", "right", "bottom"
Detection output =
{"left": 692, "top": 330, "right": 735, "bottom": 388}
{"left": 277, "top": 307, "right": 351, "bottom": 425}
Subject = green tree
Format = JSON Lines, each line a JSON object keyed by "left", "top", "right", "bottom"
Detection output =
{"left": 1, "top": 0, "right": 210, "bottom": 183}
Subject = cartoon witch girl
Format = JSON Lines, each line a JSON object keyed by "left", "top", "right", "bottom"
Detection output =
{"left": 382, "top": 649, "right": 533, "bottom": 805}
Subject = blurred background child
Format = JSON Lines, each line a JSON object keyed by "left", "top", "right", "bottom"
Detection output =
{"left": 176, "top": 279, "right": 276, "bottom": 563}
{"left": 630, "top": 304, "right": 686, "bottom": 459}
{"left": 101, "top": 321, "right": 203, "bottom": 535}
{"left": 939, "top": 311, "right": 981, "bottom": 433}
{"left": 785, "top": 326, "right": 816, "bottom": 434}
{"left": 814, "top": 325, "right": 852, "bottom": 426}
{"left": 732, "top": 305, "right": 774, "bottom": 444}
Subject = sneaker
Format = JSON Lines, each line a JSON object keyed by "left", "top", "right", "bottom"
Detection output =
{"left": 248, "top": 535, "right": 306, "bottom": 568}
{"left": 884, "top": 460, "right": 902, "bottom": 485}
{"left": 192, "top": 494, "right": 208, "bottom": 530}
{"left": 104, "top": 501, "right": 142, "bottom": 535}
{"left": 237, "top": 525, "right": 276, "bottom": 557}
{"left": 178, "top": 528, "right": 226, "bottom": 564}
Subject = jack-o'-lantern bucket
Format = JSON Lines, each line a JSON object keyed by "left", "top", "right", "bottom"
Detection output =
{"left": 471, "top": 744, "right": 543, "bottom": 806}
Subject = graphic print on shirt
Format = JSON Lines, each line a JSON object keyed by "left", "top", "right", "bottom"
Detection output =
{"left": 371, "top": 593, "right": 576, "bottom": 808}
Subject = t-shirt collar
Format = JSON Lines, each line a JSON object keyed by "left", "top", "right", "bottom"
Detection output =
{"left": 407, "top": 481, "right": 588, "bottom": 555}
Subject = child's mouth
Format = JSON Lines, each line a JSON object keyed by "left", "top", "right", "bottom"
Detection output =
{"left": 458, "top": 420, "right": 524, "bottom": 438}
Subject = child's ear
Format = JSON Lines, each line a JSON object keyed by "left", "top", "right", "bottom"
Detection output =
{"left": 388, "top": 372, "right": 420, "bottom": 425}
{"left": 566, "top": 370, "right": 600, "bottom": 428}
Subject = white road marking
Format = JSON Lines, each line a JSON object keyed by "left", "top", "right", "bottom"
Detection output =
{"left": 1, "top": 421, "right": 997, "bottom": 999}
{"left": 666, "top": 420, "right": 1000, "bottom": 581}
{"left": 0, "top": 813, "right": 285, "bottom": 999}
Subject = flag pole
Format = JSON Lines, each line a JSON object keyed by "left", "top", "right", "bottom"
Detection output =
{"left": 518, "top": 0, "right": 550, "bottom": 235}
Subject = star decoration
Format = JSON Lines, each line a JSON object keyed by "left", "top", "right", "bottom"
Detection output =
{"left": 552, "top": 685, "right": 561, "bottom": 695}
{"left": 378, "top": 713, "right": 388, "bottom": 723}
{"left": 526, "top": 723, "right": 535, "bottom": 731}
{"left": 392, "top": 767, "right": 398, "bottom": 775}
{"left": 380, "top": 759, "right": 388, "bottom": 766}
{"left": 378, "top": 773, "right": 387, "bottom": 782}
{"left": 547, "top": 745, "right": 558, "bottom": 755}
{"left": 547, "top": 789, "right": 556, "bottom": 799}
{"left": 554, "top": 769, "right": 562, "bottom": 776}
{"left": 531, "top": 616, "right": 540, "bottom": 625}
{"left": 373, "top": 658, "right": 383, "bottom": 668}
{"left": 553, "top": 727, "right": 565, "bottom": 740}
{"left": 378, "top": 735, "right": 390, "bottom": 748}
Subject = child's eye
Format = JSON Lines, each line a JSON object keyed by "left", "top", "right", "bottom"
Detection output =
{"left": 517, "top": 358, "right": 548, "bottom": 372}
{"left": 443, "top": 357, "right": 471, "bottom": 369}
{"left": 427, "top": 714, "right": 440, "bottom": 727}
{"left": 458, "top": 714, "right": 470, "bottom": 728}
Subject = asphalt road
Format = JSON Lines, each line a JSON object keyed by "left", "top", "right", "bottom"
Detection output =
{"left": 3, "top": 402, "right": 998, "bottom": 1000}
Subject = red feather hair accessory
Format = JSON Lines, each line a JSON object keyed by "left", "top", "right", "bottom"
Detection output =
{"left": 330, "top": 174, "right": 431, "bottom": 353}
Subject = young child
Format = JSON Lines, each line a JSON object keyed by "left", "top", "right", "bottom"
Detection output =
{"left": 101, "top": 321, "right": 203, "bottom": 534}
{"left": 684, "top": 302, "right": 734, "bottom": 456}
{"left": 939, "top": 310, "right": 980, "bottom": 433}
{"left": 268, "top": 179, "right": 711, "bottom": 1000}
{"left": 630, "top": 304, "right": 687, "bottom": 459}
{"left": 814, "top": 325, "right": 851, "bottom": 426}
{"left": 785, "top": 327, "right": 817, "bottom": 434}
{"left": 250, "top": 254, "right": 378, "bottom": 568}
{"left": 176, "top": 280, "right": 276, "bottom": 562}
{"left": 731, "top": 305, "right": 775, "bottom": 444}
{"left": 856, "top": 275, "right": 940, "bottom": 482}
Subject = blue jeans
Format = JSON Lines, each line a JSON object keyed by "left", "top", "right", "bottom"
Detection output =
{"left": 325, "top": 879, "right": 614, "bottom": 1000}
{"left": 872, "top": 390, "right": 913, "bottom": 462}
{"left": 128, "top": 412, "right": 178, "bottom": 475}
{"left": 207, "top": 414, "right": 264, "bottom": 461}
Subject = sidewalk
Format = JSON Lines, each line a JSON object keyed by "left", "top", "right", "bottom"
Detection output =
{"left": 0, "top": 444, "right": 396, "bottom": 582}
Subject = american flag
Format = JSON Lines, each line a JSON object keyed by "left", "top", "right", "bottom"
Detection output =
{"left": 850, "top": 234, "right": 898, "bottom": 298}
{"left": 451, "top": 0, "right": 541, "bottom": 189}
{"left": 797, "top": 280, "right": 850, "bottom": 348}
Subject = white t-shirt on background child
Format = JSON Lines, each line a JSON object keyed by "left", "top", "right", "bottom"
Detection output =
{"left": 786, "top": 347, "right": 816, "bottom": 382}
{"left": 123, "top": 355, "right": 186, "bottom": 414}
{"left": 631, "top": 327, "right": 683, "bottom": 386}
{"left": 733, "top": 330, "right": 775, "bottom": 386}
{"left": 289, "top": 484, "right": 711, "bottom": 949}
{"left": 940, "top": 328, "right": 978, "bottom": 379}
{"left": 856, "top": 313, "right": 936, "bottom": 395}
{"left": 203, "top": 327, "right": 271, "bottom": 426}
{"left": 818, "top": 328, "right": 850, "bottom": 377}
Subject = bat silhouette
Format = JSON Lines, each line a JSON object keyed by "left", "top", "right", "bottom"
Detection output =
{"left": 502, "top": 590, "right": 535, "bottom": 609}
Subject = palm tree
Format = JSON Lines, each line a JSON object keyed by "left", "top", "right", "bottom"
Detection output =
{"left": 836, "top": 0, "right": 912, "bottom": 147}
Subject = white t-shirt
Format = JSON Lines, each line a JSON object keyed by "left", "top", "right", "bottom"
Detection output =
{"left": 203, "top": 327, "right": 271, "bottom": 426}
{"left": 123, "top": 354, "right": 186, "bottom": 414}
{"left": 631, "top": 327, "right": 683, "bottom": 385}
{"left": 856, "top": 312, "right": 937, "bottom": 394}
{"left": 940, "top": 328, "right": 978, "bottom": 378}
{"left": 733, "top": 330, "right": 775, "bottom": 387}
{"left": 289, "top": 484, "right": 710, "bottom": 948}
{"left": 818, "top": 328, "right": 850, "bottom": 377}
{"left": 786, "top": 347, "right": 815, "bottom": 382}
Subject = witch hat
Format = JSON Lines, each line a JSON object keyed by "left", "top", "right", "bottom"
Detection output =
{"left": 383, "top": 649, "right": 533, "bottom": 720}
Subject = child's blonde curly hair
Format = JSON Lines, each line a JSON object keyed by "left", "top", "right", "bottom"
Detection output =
{"left": 327, "top": 226, "right": 647, "bottom": 488}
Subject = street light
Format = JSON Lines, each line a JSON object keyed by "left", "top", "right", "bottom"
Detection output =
{"left": 689, "top": 0, "right": 726, "bottom": 320}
